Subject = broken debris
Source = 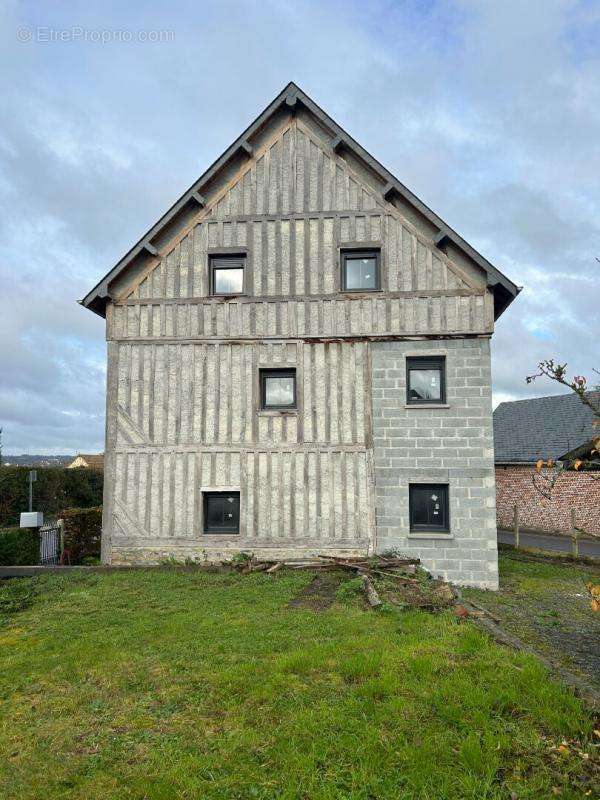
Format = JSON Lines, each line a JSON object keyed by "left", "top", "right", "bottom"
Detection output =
{"left": 230, "top": 552, "right": 459, "bottom": 612}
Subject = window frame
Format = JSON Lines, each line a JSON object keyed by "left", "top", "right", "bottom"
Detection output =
{"left": 406, "top": 355, "right": 446, "bottom": 405}
{"left": 409, "top": 483, "right": 450, "bottom": 533}
{"left": 209, "top": 254, "right": 246, "bottom": 296}
{"left": 340, "top": 248, "right": 381, "bottom": 293}
{"left": 202, "top": 491, "right": 241, "bottom": 535}
{"left": 259, "top": 368, "right": 297, "bottom": 411}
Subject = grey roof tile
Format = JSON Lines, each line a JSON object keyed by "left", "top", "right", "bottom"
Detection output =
{"left": 493, "top": 391, "right": 599, "bottom": 463}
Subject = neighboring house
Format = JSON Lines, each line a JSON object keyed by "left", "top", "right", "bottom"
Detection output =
{"left": 67, "top": 454, "right": 104, "bottom": 470}
{"left": 494, "top": 392, "right": 600, "bottom": 536}
{"left": 81, "top": 82, "right": 519, "bottom": 587}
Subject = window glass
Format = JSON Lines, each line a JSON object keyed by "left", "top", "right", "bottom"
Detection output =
{"left": 407, "top": 357, "right": 445, "bottom": 404}
{"left": 204, "top": 492, "right": 240, "bottom": 534}
{"left": 409, "top": 368, "right": 442, "bottom": 401}
{"left": 206, "top": 496, "right": 224, "bottom": 528}
{"left": 264, "top": 376, "right": 295, "bottom": 407}
{"left": 409, "top": 484, "right": 449, "bottom": 532}
{"left": 213, "top": 267, "right": 244, "bottom": 294}
{"left": 344, "top": 255, "right": 378, "bottom": 290}
{"left": 260, "top": 369, "right": 296, "bottom": 409}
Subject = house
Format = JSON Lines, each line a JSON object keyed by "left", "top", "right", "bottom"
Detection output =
{"left": 494, "top": 392, "right": 600, "bottom": 536}
{"left": 81, "top": 82, "right": 519, "bottom": 588}
{"left": 67, "top": 453, "right": 104, "bottom": 470}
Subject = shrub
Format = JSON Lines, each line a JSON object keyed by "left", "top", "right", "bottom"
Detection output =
{"left": 0, "top": 527, "right": 39, "bottom": 566}
{"left": 0, "top": 467, "right": 103, "bottom": 528}
{"left": 60, "top": 507, "right": 102, "bottom": 564}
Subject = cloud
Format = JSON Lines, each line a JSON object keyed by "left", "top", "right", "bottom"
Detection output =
{"left": 0, "top": 0, "right": 598, "bottom": 452}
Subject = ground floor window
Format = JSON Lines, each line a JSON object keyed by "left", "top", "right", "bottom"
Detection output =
{"left": 203, "top": 491, "right": 240, "bottom": 534}
{"left": 409, "top": 484, "right": 449, "bottom": 532}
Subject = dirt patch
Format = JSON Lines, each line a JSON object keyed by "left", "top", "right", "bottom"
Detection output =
{"left": 289, "top": 571, "right": 346, "bottom": 611}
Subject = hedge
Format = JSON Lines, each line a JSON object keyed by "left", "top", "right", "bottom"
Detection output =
{"left": 60, "top": 507, "right": 102, "bottom": 564}
{"left": 0, "top": 527, "right": 39, "bottom": 566}
{"left": 0, "top": 467, "right": 103, "bottom": 528}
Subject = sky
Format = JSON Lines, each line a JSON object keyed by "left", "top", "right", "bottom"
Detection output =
{"left": 0, "top": 0, "right": 599, "bottom": 455}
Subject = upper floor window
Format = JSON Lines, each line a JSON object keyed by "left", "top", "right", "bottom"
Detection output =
{"left": 406, "top": 356, "right": 446, "bottom": 404}
{"left": 341, "top": 249, "right": 380, "bottom": 292}
{"left": 260, "top": 368, "right": 296, "bottom": 410}
{"left": 210, "top": 254, "right": 245, "bottom": 295}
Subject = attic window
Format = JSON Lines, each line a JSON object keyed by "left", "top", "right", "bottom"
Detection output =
{"left": 341, "top": 250, "right": 380, "bottom": 291}
{"left": 210, "top": 255, "right": 245, "bottom": 295}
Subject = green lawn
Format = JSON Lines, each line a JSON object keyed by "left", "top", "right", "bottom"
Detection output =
{"left": 0, "top": 568, "right": 597, "bottom": 799}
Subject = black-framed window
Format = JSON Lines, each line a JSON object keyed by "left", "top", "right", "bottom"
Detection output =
{"left": 260, "top": 368, "right": 296, "bottom": 410}
{"left": 209, "top": 255, "right": 245, "bottom": 295}
{"left": 406, "top": 356, "right": 446, "bottom": 404}
{"left": 203, "top": 491, "right": 240, "bottom": 534}
{"left": 409, "top": 484, "right": 449, "bottom": 533}
{"left": 341, "top": 249, "right": 380, "bottom": 291}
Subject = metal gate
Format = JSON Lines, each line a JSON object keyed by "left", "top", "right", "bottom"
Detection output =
{"left": 39, "top": 522, "right": 60, "bottom": 565}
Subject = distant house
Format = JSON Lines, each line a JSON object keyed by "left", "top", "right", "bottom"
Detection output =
{"left": 67, "top": 454, "right": 104, "bottom": 470}
{"left": 493, "top": 392, "right": 600, "bottom": 536}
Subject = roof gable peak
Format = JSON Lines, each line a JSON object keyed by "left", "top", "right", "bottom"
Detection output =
{"left": 81, "top": 81, "right": 519, "bottom": 318}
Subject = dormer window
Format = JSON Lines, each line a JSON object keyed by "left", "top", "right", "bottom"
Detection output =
{"left": 341, "top": 249, "right": 380, "bottom": 292}
{"left": 209, "top": 254, "right": 245, "bottom": 295}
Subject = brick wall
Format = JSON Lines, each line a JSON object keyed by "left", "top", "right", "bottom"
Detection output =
{"left": 496, "top": 464, "right": 600, "bottom": 536}
{"left": 371, "top": 338, "right": 498, "bottom": 589}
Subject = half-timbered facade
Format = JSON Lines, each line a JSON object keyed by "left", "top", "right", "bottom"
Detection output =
{"left": 82, "top": 83, "right": 519, "bottom": 588}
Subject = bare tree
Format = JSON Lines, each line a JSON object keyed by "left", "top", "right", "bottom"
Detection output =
{"left": 526, "top": 360, "right": 600, "bottom": 481}
{"left": 526, "top": 361, "right": 600, "bottom": 610}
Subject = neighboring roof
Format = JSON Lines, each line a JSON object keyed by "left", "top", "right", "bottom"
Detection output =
{"left": 81, "top": 81, "right": 520, "bottom": 319}
{"left": 68, "top": 454, "right": 104, "bottom": 470}
{"left": 493, "top": 392, "right": 600, "bottom": 463}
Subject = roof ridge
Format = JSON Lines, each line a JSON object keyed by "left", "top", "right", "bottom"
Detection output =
{"left": 497, "top": 389, "right": 600, "bottom": 407}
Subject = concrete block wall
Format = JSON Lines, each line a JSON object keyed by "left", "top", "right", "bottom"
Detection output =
{"left": 371, "top": 338, "right": 498, "bottom": 589}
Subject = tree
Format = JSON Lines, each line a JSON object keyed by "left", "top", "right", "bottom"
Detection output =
{"left": 526, "top": 360, "right": 600, "bottom": 611}
{"left": 526, "top": 360, "right": 600, "bottom": 478}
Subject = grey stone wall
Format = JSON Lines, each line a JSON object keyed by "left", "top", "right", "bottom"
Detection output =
{"left": 371, "top": 338, "right": 498, "bottom": 589}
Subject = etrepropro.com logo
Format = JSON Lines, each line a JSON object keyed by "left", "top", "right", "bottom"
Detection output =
{"left": 16, "top": 26, "right": 175, "bottom": 44}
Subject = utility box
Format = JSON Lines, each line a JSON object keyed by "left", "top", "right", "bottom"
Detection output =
{"left": 20, "top": 511, "right": 44, "bottom": 528}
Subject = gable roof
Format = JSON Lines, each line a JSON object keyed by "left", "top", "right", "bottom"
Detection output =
{"left": 81, "top": 81, "right": 520, "bottom": 319}
{"left": 493, "top": 391, "right": 600, "bottom": 463}
{"left": 68, "top": 453, "right": 104, "bottom": 470}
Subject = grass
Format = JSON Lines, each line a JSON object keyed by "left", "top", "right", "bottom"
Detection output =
{"left": 464, "top": 551, "right": 600, "bottom": 688}
{"left": 0, "top": 568, "right": 597, "bottom": 799}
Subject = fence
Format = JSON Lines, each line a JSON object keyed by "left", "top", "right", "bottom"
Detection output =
{"left": 510, "top": 504, "right": 598, "bottom": 559}
{"left": 39, "top": 522, "right": 61, "bottom": 565}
